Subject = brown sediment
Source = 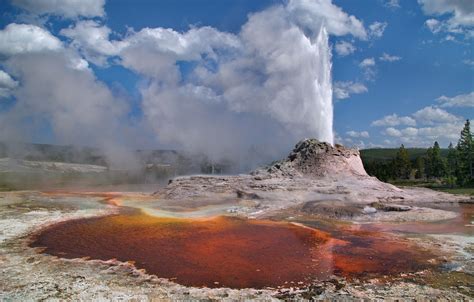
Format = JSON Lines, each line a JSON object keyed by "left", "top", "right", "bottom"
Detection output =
{"left": 29, "top": 209, "right": 438, "bottom": 289}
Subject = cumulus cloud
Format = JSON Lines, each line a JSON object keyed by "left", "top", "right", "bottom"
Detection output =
{"left": 287, "top": 0, "right": 367, "bottom": 39}
{"left": 359, "top": 57, "right": 375, "bottom": 67}
{"left": 419, "top": 0, "right": 474, "bottom": 38}
{"left": 334, "top": 40, "right": 356, "bottom": 56}
{"left": 385, "top": 0, "right": 401, "bottom": 9}
{"left": 412, "top": 106, "right": 462, "bottom": 124}
{"left": 437, "top": 91, "right": 474, "bottom": 107}
{"left": 0, "top": 23, "right": 89, "bottom": 71}
{"left": 0, "top": 23, "right": 62, "bottom": 56}
{"left": 368, "top": 21, "right": 388, "bottom": 39}
{"left": 359, "top": 57, "right": 377, "bottom": 80}
{"left": 346, "top": 130, "right": 369, "bottom": 138}
{"left": 137, "top": 5, "right": 336, "bottom": 162}
{"left": 425, "top": 19, "right": 442, "bottom": 33}
{"left": 384, "top": 122, "right": 465, "bottom": 146}
{"left": 371, "top": 114, "right": 417, "bottom": 127}
{"left": 11, "top": 0, "right": 105, "bottom": 18}
{"left": 334, "top": 81, "right": 368, "bottom": 99}
{"left": 60, "top": 20, "right": 122, "bottom": 66}
{"left": 0, "top": 70, "right": 19, "bottom": 98}
{"left": 413, "top": 123, "right": 463, "bottom": 142}
{"left": 0, "top": 0, "right": 370, "bottom": 169}
{"left": 384, "top": 127, "right": 402, "bottom": 137}
{"left": 379, "top": 52, "right": 401, "bottom": 62}
{"left": 61, "top": 0, "right": 369, "bottom": 163}
{"left": 119, "top": 26, "right": 240, "bottom": 79}
{"left": 376, "top": 104, "right": 467, "bottom": 147}
{"left": 463, "top": 59, "right": 474, "bottom": 66}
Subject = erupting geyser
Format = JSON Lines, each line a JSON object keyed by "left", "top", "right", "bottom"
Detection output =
{"left": 310, "top": 26, "right": 334, "bottom": 145}
{"left": 140, "top": 6, "right": 336, "bottom": 164}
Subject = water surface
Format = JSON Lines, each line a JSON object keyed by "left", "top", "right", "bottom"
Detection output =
{"left": 31, "top": 208, "right": 437, "bottom": 289}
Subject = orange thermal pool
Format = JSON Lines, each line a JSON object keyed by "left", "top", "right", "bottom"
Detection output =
{"left": 30, "top": 210, "right": 436, "bottom": 289}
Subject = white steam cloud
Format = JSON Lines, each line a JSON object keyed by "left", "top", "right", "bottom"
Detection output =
{"left": 0, "top": 0, "right": 367, "bottom": 169}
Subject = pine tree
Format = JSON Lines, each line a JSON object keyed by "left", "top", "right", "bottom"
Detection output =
{"left": 456, "top": 119, "right": 473, "bottom": 185}
{"left": 446, "top": 142, "right": 457, "bottom": 177}
{"left": 414, "top": 156, "right": 425, "bottom": 179}
{"left": 424, "top": 147, "right": 434, "bottom": 178}
{"left": 431, "top": 141, "right": 446, "bottom": 178}
{"left": 393, "top": 144, "right": 411, "bottom": 179}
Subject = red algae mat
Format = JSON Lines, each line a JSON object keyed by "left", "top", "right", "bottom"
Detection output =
{"left": 30, "top": 211, "right": 436, "bottom": 289}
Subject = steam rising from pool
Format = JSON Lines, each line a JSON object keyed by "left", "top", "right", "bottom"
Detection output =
{"left": 0, "top": 0, "right": 354, "bottom": 169}
{"left": 139, "top": 5, "right": 335, "bottom": 167}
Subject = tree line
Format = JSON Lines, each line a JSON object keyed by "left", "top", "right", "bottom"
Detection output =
{"left": 364, "top": 119, "right": 473, "bottom": 187}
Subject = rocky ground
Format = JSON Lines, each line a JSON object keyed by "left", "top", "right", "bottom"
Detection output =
{"left": 0, "top": 139, "right": 473, "bottom": 300}
{"left": 156, "top": 139, "right": 471, "bottom": 222}
{"left": 0, "top": 191, "right": 472, "bottom": 300}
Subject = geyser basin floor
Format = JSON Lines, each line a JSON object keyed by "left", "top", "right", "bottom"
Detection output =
{"left": 30, "top": 209, "right": 437, "bottom": 289}
{"left": 1, "top": 191, "right": 472, "bottom": 300}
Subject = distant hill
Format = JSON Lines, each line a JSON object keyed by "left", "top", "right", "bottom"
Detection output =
{"left": 360, "top": 148, "right": 449, "bottom": 163}
{"left": 0, "top": 142, "right": 182, "bottom": 166}
{"left": 0, "top": 142, "right": 107, "bottom": 165}
{"left": 0, "top": 141, "right": 233, "bottom": 176}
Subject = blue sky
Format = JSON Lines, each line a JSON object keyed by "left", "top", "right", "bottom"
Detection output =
{"left": 0, "top": 0, "right": 472, "bottom": 158}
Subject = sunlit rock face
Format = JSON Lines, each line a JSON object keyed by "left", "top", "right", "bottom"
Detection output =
{"left": 157, "top": 138, "right": 470, "bottom": 215}
{"left": 252, "top": 139, "right": 367, "bottom": 178}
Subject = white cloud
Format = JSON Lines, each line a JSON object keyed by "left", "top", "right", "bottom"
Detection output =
{"left": 11, "top": 0, "right": 105, "bottom": 18}
{"left": 369, "top": 21, "right": 388, "bottom": 39}
{"left": 346, "top": 130, "right": 369, "bottom": 138}
{"left": 387, "top": 122, "right": 465, "bottom": 146}
{"left": 401, "top": 127, "right": 419, "bottom": 137}
{"left": 413, "top": 106, "right": 462, "bottom": 124}
{"left": 1, "top": 52, "right": 146, "bottom": 168}
{"left": 419, "top": 0, "right": 474, "bottom": 38}
{"left": 372, "top": 114, "right": 417, "bottom": 127}
{"left": 0, "top": 23, "right": 62, "bottom": 56}
{"left": 0, "top": 0, "right": 369, "bottom": 167}
{"left": 444, "top": 34, "right": 456, "bottom": 41}
{"left": 425, "top": 18, "right": 442, "bottom": 33}
{"left": 0, "top": 70, "right": 19, "bottom": 99}
{"left": 334, "top": 81, "right": 368, "bottom": 99}
{"left": 384, "top": 127, "right": 402, "bottom": 137}
{"left": 418, "top": 0, "right": 474, "bottom": 26}
{"left": 334, "top": 40, "right": 356, "bottom": 56}
{"left": 287, "top": 0, "right": 367, "bottom": 39}
{"left": 463, "top": 59, "right": 474, "bottom": 66}
{"left": 415, "top": 123, "right": 463, "bottom": 141}
{"left": 437, "top": 91, "right": 474, "bottom": 107}
{"left": 379, "top": 52, "right": 401, "bottom": 62}
{"left": 119, "top": 26, "right": 240, "bottom": 79}
{"left": 60, "top": 20, "right": 124, "bottom": 66}
{"left": 359, "top": 58, "right": 376, "bottom": 80}
{"left": 373, "top": 99, "right": 469, "bottom": 147}
{"left": 359, "top": 57, "right": 375, "bottom": 67}
{"left": 57, "top": 0, "right": 346, "bottom": 162}
{"left": 139, "top": 4, "right": 336, "bottom": 159}
{"left": 385, "top": 0, "right": 400, "bottom": 9}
